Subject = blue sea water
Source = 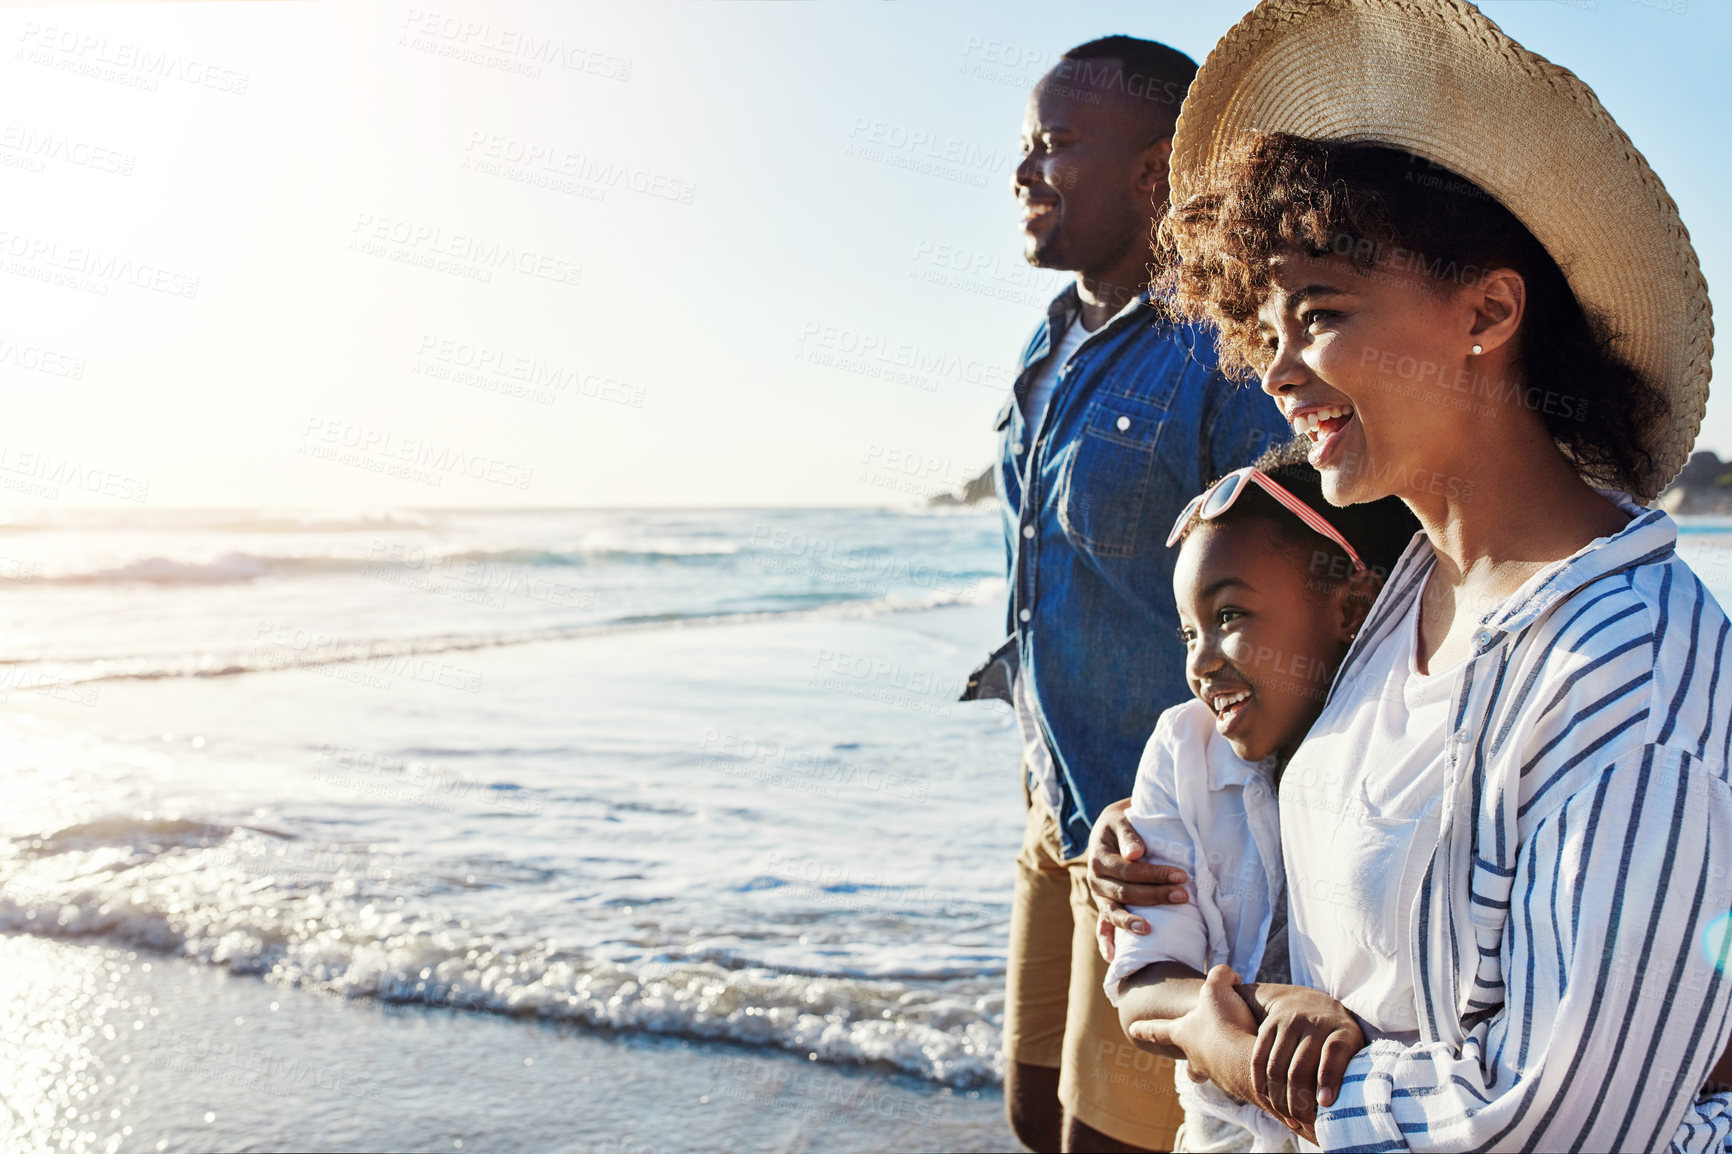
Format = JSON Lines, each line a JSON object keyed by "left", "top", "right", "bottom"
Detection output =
{"left": 0, "top": 506, "right": 1027, "bottom": 1091}
{"left": 0, "top": 505, "right": 1727, "bottom": 1102}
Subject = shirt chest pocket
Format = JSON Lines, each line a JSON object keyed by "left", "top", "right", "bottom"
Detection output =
{"left": 1333, "top": 810, "right": 1435, "bottom": 959}
{"left": 1056, "top": 396, "right": 1168, "bottom": 560}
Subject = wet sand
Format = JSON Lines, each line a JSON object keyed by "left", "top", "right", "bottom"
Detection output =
{"left": 0, "top": 933, "right": 1016, "bottom": 1153}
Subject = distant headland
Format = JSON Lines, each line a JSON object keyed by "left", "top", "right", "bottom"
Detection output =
{"left": 1659, "top": 451, "right": 1732, "bottom": 516}
{"left": 927, "top": 466, "right": 995, "bottom": 507}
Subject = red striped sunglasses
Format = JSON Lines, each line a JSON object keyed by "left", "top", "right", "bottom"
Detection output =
{"left": 1165, "top": 467, "right": 1366, "bottom": 572}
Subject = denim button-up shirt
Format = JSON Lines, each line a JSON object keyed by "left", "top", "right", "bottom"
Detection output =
{"left": 967, "top": 284, "right": 1290, "bottom": 857}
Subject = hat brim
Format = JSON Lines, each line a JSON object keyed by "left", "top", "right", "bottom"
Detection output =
{"left": 1170, "top": 0, "right": 1711, "bottom": 500}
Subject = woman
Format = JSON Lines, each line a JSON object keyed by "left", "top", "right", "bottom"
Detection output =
{"left": 1088, "top": 1, "right": 1732, "bottom": 1149}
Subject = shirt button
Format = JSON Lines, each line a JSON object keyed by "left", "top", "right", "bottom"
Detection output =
{"left": 1019, "top": 608, "right": 1031, "bottom": 622}
{"left": 1022, "top": 525, "right": 1034, "bottom": 539}
{"left": 1012, "top": 442, "right": 1024, "bottom": 454}
{"left": 1116, "top": 416, "right": 1131, "bottom": 432}
{"left": 1475, "top": 630, "right": 1493, "bottom": 648}
{"left": 1455, "top": 728, "right": 1471, "bottom": 745}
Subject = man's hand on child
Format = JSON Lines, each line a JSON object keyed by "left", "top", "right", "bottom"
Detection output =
{"left": 1086, "top": 798, "right": 1189, "bottom": 960}
{"left": 1246, "top": 983, "right": 1366, "bottom": 1136}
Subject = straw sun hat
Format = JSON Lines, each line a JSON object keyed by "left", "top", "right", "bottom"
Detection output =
{"left": 1169, "top": 0, "right": 1711, "bottom": 499}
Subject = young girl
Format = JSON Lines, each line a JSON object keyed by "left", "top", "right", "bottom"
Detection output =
{"left": 1103, "top": 440, "right": 1417, "bottom": 1152}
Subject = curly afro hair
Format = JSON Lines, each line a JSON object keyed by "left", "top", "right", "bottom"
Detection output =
{"left": 1155, "top": 132, "right": 1669, "bottom": 498}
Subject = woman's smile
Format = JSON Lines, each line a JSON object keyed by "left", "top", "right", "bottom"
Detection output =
{"left": 1286, "top": 401, "right": 1358, "bottom": 468}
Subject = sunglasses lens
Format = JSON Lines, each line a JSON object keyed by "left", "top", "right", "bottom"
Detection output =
{"left": 1168, "top": 495, "right": 1202, "bottom": 546}
{"left": 1201, "top": 473, "right": 1244, "bottom": 519}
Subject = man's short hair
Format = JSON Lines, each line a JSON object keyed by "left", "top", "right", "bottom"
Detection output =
{"left": 1057, "top": 36, "right": 1198, "bottom": 133}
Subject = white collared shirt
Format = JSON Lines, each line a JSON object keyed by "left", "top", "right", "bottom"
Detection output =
{"left": 1104, "top": 698, "right": 1297, "bottom": 1152}
{"left": 1291, "top": 498, "right": 1732, "bottom": 1152}
{"left": 1281, "top": 575, "right": 1455, "bottom": 1044}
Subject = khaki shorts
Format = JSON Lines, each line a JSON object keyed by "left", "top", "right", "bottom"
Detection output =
{"left": 1004, "top": 789, "right": 1184, "bottom": 1149}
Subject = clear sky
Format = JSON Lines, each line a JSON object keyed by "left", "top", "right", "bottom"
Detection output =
{"left": 0, "top": 0, "right": 1725, "bottom": 508}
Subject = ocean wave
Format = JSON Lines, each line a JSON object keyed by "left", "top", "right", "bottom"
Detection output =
{"left": 20, "top": 816, "right": 245, "bottom": 856}
{"left": 7, "top": 545, "right": 744, "bottom": 587}
{"left": 14, "top": 584, "right": 999, "bottom": 688}
{"left": 0, "top": 829, "right": 1004, "bottom": 1087}
{"left": 0, "top": 508, "right": 439, "bottom": 535}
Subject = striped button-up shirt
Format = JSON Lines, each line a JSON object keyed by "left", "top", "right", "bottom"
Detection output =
{"left": 1299, "top": 497, "right": 1732, "bottom": 1152}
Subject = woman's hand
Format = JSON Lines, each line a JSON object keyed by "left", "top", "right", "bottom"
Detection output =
{"left": 1086, "top": 797, "right": 1190, "bottom": 961}
{"left": 1247, "top": 983, "right": 1366, "bottom": 1137}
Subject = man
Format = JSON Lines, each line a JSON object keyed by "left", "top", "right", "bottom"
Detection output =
{"left": 962, "top": 36, "right": 1289, "bottom": 1153}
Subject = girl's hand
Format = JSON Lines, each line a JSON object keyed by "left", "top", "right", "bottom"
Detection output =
{"left": 1127, "top": 964, "right": 1259, "bottom": 1094}
{"left": 1248, "top": 984, "right": 1367, "bottom": 1133}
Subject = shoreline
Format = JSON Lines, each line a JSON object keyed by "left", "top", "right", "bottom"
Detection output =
{"left": 0, "top": 932, "right": 1017, "bottom": 1153}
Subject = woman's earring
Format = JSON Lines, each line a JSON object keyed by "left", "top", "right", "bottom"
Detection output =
{"left": 1471, "top": 344, "right": 1483, "bottom": 355}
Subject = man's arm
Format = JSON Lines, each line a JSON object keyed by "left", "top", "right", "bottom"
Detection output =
{"left": 1316, "top": 751, "right": 1732, "bottom": 1152}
